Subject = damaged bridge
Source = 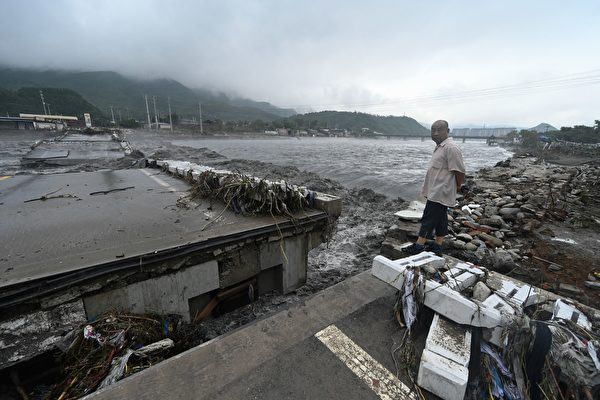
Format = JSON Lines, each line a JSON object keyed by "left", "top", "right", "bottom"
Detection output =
{"left": 0, "top": 160, "right": 341, "bottom": 370}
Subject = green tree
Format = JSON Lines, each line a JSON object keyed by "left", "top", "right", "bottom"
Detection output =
{"left": 520, "top": 130, "right": 540, "bottom": 149}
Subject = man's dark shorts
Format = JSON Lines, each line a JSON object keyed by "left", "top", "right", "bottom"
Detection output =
{"left": 418, "top": 200, "right": 448, "bottom": 238}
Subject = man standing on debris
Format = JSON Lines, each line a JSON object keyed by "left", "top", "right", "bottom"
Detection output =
{"left": 406, "top": 120, "right": 466, "bottom": 256}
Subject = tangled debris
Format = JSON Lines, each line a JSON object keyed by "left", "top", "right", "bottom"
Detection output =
{"left": 374, "top": 253, "right": 600, "bottom": 400}
{"left": 50, "top": 312, "right": 179, "bottom": 399}
{"left": 181, "top": 169, "right": 314, "bottom": 218}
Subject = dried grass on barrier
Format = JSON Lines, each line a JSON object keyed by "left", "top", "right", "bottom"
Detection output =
{"left": 182, "top": 170, "right": 313, "bottom": 218}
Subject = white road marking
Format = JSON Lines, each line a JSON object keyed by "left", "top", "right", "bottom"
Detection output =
{"left": 315, "top": 325, "right": 416, "bottom": 400}
{"left": 140, "top": 169, "right": 177, "bottom": 190}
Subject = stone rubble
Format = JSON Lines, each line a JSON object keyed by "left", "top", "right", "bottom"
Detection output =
{"left": 388, "top": 155, "right": 600, "bottom": 306}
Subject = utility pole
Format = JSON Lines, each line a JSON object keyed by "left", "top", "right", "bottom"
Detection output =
{"left": 39, "top": 90, "right": 48, "bottom": 115}
{"left": 110, "top": 106, "right": 116, "bottom": 125}
{"left": 144, "top": 95, "right": 152, "bottom": 128}
{"left": 47, "top": 104, "right": 51, "bottom": 115}
{"left": 168, "top": 96, "right": 173, "bottom": 133}
{"left": 198, "top": 103, "right": 203, "bottom": 134}
{"left": 152, "top": 96, "right": 159, "bottom": 131}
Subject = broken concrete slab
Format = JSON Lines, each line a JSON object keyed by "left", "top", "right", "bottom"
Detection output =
{"left": 425, "top": 313, "right": 472, "bottom": 367}
{"left": 373, "top": 255, "right": 502, "bottom": 329}
{"left": 417, "top": 348, "right": 469, "bottom": 400}
{"left": 0, "top": 300, "right": 86, "bottom": 368}
{"left": 394, "top": 200, "right": 425, "bottom": 222}
{"left": 445, "top": 271, "right": 478, "bottom": 292}
{"left": 485, "top": 272, "right": 539, "bottom": 308}
{"left": 372, "top": 255, "right": 407, "bottom": 290}
{"left": 423, "top": 281, "right": 503, "bottom": 329}
{"left": 553, "top": 299, "right": 592, "bottom": 331}
{"left": 480, "top": 294, "right": 517, "bottom": 346}
{"left": 372, "top": 253, "right": 445, "bottom": 290}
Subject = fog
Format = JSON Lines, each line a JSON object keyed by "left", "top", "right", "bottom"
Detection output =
{"left": 1, "top": 0, "right": 599, "bottom": 127}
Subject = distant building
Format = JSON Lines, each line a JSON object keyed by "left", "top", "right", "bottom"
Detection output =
{"left": 18, "top": 113, "right": 79, "bottom": 130}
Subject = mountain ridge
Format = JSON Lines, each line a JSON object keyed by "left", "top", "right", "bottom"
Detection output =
{"left": 0, "top": 68, "right": 294, "bottom": 122}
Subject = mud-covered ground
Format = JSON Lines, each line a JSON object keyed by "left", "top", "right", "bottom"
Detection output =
{"left": 4, "top": 129, "right": 600, "bottom": 398}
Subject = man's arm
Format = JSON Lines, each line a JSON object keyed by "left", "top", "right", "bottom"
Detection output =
{"left": 454, "top": 171, "right": 465, "bottom": 191}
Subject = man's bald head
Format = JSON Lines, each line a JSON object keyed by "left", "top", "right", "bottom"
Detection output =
{"left": 431, "top": 120, "right": 449, "bottom": 144}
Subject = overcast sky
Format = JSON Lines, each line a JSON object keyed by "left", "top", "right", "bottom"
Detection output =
{"left": 1, "top": 1, "right": 599, "bottom": 127}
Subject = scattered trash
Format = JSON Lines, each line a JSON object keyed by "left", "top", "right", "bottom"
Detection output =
{"left": 24, "top": 187, "right": 79, "bottom": 203}
{"left": 551, "top": 237, "right": 577, "bottom": 245}
{"left": 51, "top": 311, "right": 179, "bottom": 399}
{"left": 401, "top": 267, "right": 424, "bottom": 332}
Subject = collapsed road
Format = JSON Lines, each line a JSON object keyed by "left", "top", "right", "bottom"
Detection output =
{"left": 0, "top": 158, "right": 341, "bottom": 377}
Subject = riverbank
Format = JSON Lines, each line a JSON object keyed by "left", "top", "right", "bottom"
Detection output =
{"left": 4, "top": 129, "right": 598, "bottom": 397}
{"left": 385, "top": 152, "right": 600, "bottom": 308}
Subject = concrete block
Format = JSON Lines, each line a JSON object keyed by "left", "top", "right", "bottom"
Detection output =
{"left": 393, "top": 252, "right": 445, "bottom": 270}
{"left": 417, "top": 348, "right": 468, "bottom": 400}
{"left": 445, "top": 271, "right": 478, "bottom": 292}
{"left": 480, "top": 294, "right": 516, "bottom": 347}
{"left": 453, "top": 262, "right": 486, "bottom": 278}
{"left": 553, "top": 299, "right": 592, "bottom": 330}
{"left": 495, "top": 278, "right": 538, "bottom": 307}
{"left": 372, "top": 255, "right": 407, "bottom": 290}
{"left": 486, "top": 271, "right": 542, "bottom": 307}
{"left": 425, "top": 313, "right": 472, "bottom": 366}
{"left": 84, "top": 260, "right": 219, "bottom": 322}
{"left": 313, "top": 192, "right": 342, "bottom": 218}
{"left": 374, "top": 255, "right": 502, "bottom": 329}
{"left": 394, "top": 200, "right": 425, "bottom": 222}
{"left": 481, "top": 294, "right": 516, "bottom": 315}
{"left": 423, "top": 281, "right": 502, "bottom": 328}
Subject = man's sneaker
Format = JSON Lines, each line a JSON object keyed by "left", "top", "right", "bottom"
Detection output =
{"left": 404, "top": 243, "right": 425, "bottom": 256}
{"left": 425, "top": 242, "right": 443, "bottom": 256}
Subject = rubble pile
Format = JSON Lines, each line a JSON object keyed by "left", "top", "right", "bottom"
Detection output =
{"left": 48, "top": 311, "right": 179, "bottom": 399}
{"left": 543, "top": 141, "right": 600, "bottom": 158}
{"left": 373, "top": 252, "right": 600, "bottom": 400}
{"left": 386, "top": 155, "right": 600, "bottom": 304}
{"left": 448, "top": 157, "right": 578, "bottom": 260}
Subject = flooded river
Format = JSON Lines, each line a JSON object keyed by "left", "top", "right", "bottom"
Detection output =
{"left": 0, "top": 131, "right": 512, "bottom": 200}
{"left": 171, "top": 136, "right": 512, "bottom": 200}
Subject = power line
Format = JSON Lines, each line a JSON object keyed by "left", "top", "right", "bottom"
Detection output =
{"left": 284, "top": 69, "right": 600, "bottom": 111}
